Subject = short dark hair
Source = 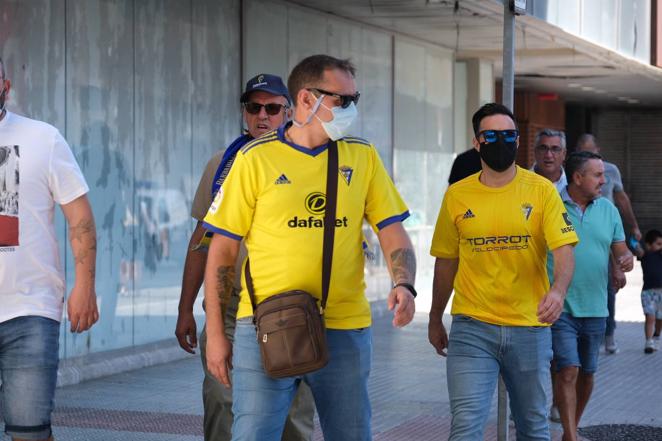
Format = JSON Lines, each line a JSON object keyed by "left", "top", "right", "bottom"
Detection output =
{"left": 644, "top": 229, "right": 662, "bottom": 245}
{"left": 287, "top": 55, "right": 356, "bottom": 106}
{"left": 565, "top": 151, "right": 602, "bottom": 183}
{"left": 471, "top": 103, "right": 517, "bottom": 136}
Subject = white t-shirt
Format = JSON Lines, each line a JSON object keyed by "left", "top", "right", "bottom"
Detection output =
{"left": 0, "top": 111, "right": 89, "bottom": 323}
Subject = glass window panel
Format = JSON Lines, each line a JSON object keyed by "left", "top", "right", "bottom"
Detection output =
{"left": 394, "top": 39, "right": 425, "bottom": 152}
{"left": 243, "top": 0, "right": 289, "bottom": 81}
{"left": 132, "top": 0, "right": 194, "bottom": 346}
{"left": 424, "top": 49, "right": 453, "bottom": 155}
{"left": 288, "top": 8, "right": 328, "bottom": 70}
{"left": 360, "top": 28, "right": 393, "bottom": 173}
{"left": 65, "top": 0, "right": 135, "bottom": 355}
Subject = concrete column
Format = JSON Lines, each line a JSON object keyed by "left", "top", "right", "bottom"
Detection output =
{"left": 462, "top": 58, "right": 494, "bottom": 151}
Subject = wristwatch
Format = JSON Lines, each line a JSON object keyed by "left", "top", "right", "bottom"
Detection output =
{"left": 393, "top": 282, "right": 417, "bottom": 298}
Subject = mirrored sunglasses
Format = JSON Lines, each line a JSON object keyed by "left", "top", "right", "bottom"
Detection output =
{"left": 480, "top": 129, "right": 519, "bottom": 143}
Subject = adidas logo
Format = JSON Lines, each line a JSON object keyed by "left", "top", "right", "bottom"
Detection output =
{"left": 275, "top": 174, "right": 291, "bottom": 185}
{"left": 463, "top": 209, "right": 475, "bottom": 219}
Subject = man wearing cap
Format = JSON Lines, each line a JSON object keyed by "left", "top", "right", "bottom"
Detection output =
{"left": 176, "top": 73, "right": 315, "bottom": 441}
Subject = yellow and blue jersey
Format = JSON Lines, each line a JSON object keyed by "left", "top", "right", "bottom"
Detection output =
{"left": 430, "top": 167, "right": 578, "bottom": 326}
{"left": 203, "top": 125, "right": 409, "bottom": 329}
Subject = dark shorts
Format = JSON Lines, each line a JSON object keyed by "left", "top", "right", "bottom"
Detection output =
{"left": 552, "top": 312, "right": 606, "bottom": 374}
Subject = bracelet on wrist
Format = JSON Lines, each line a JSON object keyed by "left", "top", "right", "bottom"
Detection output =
{"left": 393, "top": 282, "right": 417, "bottom": 298}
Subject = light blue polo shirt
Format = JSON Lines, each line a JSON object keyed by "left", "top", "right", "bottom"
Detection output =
{"left": 548, "top": 186, "right": 625, "bottom": 317}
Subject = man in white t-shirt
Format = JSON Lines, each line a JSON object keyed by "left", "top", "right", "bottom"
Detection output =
{"left": 0, "top": 56, "right": 99, "bottom": 441}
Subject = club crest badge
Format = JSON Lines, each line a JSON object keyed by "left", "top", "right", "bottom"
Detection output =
{"left": 339, "top": 166, "right": 353, "bottom": 186}
{"left": 521, "top": 203, "right": 533, "bottom": 221}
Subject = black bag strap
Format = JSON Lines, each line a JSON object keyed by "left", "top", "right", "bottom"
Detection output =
{"left": 246, "top": 140, "right": 339, "bottom": 313}
{"left": 320, "top": 139, "right": 338, "bottom": 311}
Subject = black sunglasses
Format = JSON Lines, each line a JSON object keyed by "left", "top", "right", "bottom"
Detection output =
{"left": 308, "top": 88, "right": 360, "bottom": 109}
{"left": 243, "top": 102, "right": 288, "bottom": 115}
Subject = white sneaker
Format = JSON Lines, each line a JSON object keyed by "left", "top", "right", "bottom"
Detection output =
{"left": 549, "top": 405, "right": 561, "bottom": 423}
{"left": 645, "top": 339, "right": 656, "bottom": 354}
{"left": 605, "top": 336, "right": 619, "bottom": 354}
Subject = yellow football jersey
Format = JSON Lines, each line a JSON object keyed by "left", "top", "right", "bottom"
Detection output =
{"left": 430, "top": 167, "right": 578, "bottom": 326}
{"left": 203, "top": 125, "right": 409, "bottom": 329}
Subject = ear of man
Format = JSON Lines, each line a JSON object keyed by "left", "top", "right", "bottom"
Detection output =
{"left": 296, "top": 88, "right": 315, "bottom": 109}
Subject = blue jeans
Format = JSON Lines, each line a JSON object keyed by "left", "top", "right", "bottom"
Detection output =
{"left": 552, "top": 313, "right": 606, "bottom": 374}
{"left": 231, "top": 318, "right": 372, "bottom": 441}
{"left": 446, "top": 315, "right": 553, "bottom": 441}
{"left": 0, "top": 316, "right": 60, "bottom": 440}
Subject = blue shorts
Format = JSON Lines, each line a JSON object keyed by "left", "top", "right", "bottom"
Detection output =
{"left": 551, "top": 312, "right": 606, "bottom": 374}
{"left": 0, "top": 316, "right": 60, "bottom": 440}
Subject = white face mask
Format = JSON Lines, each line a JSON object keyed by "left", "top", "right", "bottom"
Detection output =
{"left": 315, "top": 100, "right": 357, "bottom": 141}
{"left": 292, "top": 92, "right": 358, "bottom": 141}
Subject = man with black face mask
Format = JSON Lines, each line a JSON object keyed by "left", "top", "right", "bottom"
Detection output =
{"left": 428, "top": 103, "right": 578, "bottom": 440}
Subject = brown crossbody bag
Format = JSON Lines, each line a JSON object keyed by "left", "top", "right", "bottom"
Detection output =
{"left": 244, "top": 140, "right": 338, "bottom": 379}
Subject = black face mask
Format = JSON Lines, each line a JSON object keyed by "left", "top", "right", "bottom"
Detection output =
{"left": 479, "top": 139, "right": 517, "bottom": 172}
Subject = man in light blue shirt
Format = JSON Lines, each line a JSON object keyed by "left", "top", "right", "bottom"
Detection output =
{"left": 548, "top": 151, "right": 633, "bottom": 441}
{"left": 576, "top": 134, "right": 642, "bottom": 353}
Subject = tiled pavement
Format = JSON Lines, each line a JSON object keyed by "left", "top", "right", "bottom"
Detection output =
{"left": 3, "top": 311, "right": 660, "bottom": 440}
{"left": 2, "top": 263, "right": 661, "bottom": 440}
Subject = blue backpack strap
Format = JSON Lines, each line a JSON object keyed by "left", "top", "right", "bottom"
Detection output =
{"left": 211, "top": 134, "right": 252, "bottom": 198}
{"left": 199, "top": 134, "right": 253, "bottom": 247}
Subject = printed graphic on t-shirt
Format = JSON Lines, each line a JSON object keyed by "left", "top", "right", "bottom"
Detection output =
{"left": 0, "top": 145, "right": 19, "bottom": 247}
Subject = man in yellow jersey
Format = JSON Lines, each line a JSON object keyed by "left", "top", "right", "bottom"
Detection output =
{"left": 202, "top": 55, "right": 416, "bottom": 441}
{"left": 175, "top": 74, "right": 315, "bottom": 441}
{"left": 428, "top": 103, "right": 578, "bottom": 441}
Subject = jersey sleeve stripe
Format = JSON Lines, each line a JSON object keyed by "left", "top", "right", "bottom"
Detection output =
{"left": 343, "top": 137, "right": 371, "bottom": 146}
{"left": 375, "top": 210, "right": 410, "bottom": 230}
{"left": 240, "top": 135, "right": 277, "bottom": 154}
{"left": 547, "top": 235, "right": 578, "bottom": 250}
{"left": 202, "top": 222, "right": 244, "bottom": 241}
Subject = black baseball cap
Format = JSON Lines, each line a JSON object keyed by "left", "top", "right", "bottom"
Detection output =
{"left": 240, "top": 73, "right": 291, "bottom": 105}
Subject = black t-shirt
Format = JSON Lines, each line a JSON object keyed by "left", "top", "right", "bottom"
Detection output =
{"left": 448, "top": 148, "right": 482, "bottom": 185}
{"left": 641, "top": 251, "right": 662, "bottom": 290}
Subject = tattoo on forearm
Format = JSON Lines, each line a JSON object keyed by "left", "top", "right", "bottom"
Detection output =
{"left": 70, "top": 219, "right": 95, "bottom": 244}
{"left": 390, "top": 248, "right": 416, "bottom": 284}
{"left": 216, "top": 265, "right": 235, "bottom": 305}
{"left": 69, "top": 218, "right": 97, "bottom": 280}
